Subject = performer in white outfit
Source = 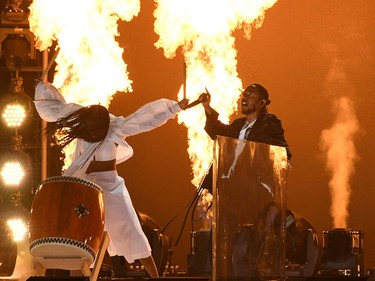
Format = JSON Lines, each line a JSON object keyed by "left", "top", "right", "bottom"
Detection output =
{"left": 34, "top": 81, "right": 189, "bottom": 278}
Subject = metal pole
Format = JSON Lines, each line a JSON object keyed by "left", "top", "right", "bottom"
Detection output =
{"left": 183, "top": 62, "right": 187, "bottom": 100}
{"left": 40, "top": 49, "right": 48, "bottom": 180}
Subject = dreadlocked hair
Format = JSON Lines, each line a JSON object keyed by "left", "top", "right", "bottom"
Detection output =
{"left": 46, "top": 104, "right": 110, "bottom": 148}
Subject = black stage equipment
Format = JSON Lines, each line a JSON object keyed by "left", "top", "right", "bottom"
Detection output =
{"left": 187, "top": 229, "right": 212, "bottom": 277}
{"left": 186, "top": 209, "right": 319, "bottom": 278}
{"left": 0, "top": 219, "right": 17, "bottom": 276}
{"left": 285, "top": 210, "right": 320, "bottom": 277}
{"left": 320, "top": 228, "right": 364, "bottom": 277}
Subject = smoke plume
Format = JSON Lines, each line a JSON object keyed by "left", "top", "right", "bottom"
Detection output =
{"left": 320, "top": 56, "right": 359, "bottom": 229}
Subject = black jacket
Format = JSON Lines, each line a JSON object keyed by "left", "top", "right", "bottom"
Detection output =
{"left": 201, "top": 108, "right": 291, "bottom": 193}
{"left": 204, "top": 108, "right": 292, "bottom": 160}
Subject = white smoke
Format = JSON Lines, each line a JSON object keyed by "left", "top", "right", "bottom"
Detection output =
{"left": 320, "top": 56, "right": 360, "bottom": 229}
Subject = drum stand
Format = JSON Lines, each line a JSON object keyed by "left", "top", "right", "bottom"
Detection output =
{"left": 32, "top": 232, "right": 109, "bottom": 281}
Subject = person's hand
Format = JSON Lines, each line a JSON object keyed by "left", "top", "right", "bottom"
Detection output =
{"left": 34, "top": 78, "right": 42, "bottom": 88}
{"left": 198, "top": 90, "right": 213, "bottom": 115}
{"left": 199, "top": 92, "right": 210, "bottom": 107}
{"left": 178, "top": 99, "right": 189, "bottom": 110}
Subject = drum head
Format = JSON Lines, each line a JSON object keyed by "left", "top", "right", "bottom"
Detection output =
{"left": 30, "top": 239, "right": 95, "bottom": 263}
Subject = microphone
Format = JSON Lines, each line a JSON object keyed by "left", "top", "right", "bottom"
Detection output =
{"left": 186, "top": 98, "right": 204, "bottom": 108}
{"left": 186, "top": 91, "right": 209, "bottom": 109}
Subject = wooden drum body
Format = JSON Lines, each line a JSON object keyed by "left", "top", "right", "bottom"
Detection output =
{"left": 29, "top": 176, "right": 105, "bottom": 263}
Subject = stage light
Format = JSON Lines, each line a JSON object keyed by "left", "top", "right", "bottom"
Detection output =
{"left": 1, "top": 0, "right": 29, "bottom": 27}
{"left": 2, "top": 103, "right": 26, "bottom": 128}
{"left": 1, "top": 161, "right": 25, "bottom": 186}
{"left": 285, "top": 210, "right": 319, "bottom": 277}
{"left": 1, "top": 34, "right": 31, "bottom": 70}
{"left": 0, "top": 1, "right": 32, "bottom": 70}
{"left": 0, "top": 148, "right": 31, "bottom": 189}
{"left": 0, "top": 76, "right": 33, "bottom": 130}
{"left": 7, "top": 218, "right": 27, "bottom": 241}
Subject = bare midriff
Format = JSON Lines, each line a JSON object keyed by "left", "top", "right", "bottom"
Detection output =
{"left": 86, "top": 159, "right": 116, "bottom": 174}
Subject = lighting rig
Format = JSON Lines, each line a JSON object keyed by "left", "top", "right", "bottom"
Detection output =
{"left": 0, "top": 0, "right": 42, "bottom": 260}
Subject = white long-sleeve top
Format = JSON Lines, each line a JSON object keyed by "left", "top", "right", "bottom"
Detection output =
{"left": 34, "top": 81, "right": 182, "bottom": 178}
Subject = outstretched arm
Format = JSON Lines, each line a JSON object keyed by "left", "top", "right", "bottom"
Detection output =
{"left": 115, "top": 98, "right": 188, "bottom": 137}
{"left": 34, "top": 81, "right": 82, "bottom": 122}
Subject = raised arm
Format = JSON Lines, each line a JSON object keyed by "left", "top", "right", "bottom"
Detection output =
{"left": 34, "top": 81, "right": 82, "bottom": 122}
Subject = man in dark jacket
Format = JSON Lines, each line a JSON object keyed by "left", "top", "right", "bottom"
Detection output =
{"left": 201, "top": 83, "right": 291, "bottom": 159}
{"left": 198, "top": 83, "right": 291, "bottom": 278}
{"left": 199, "top": 83, "right": 291, "bottom": 193}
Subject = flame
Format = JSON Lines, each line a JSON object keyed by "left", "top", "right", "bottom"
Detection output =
{"left": 28, "top": 0, "right": 278, "bottom": 179}
{"left": 153, "top": 1, "right": 278, "bottom": 191}
{"left": 320, "top": 96, "right": 359, "bottom": 229}
{"left": 269, "top": 145, "right": 288, "bottom": 187}
{"left": 29, "top": 0, "right": 140, "bottom": 169}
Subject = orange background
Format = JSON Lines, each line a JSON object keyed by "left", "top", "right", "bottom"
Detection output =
{"left": 107, "top": 0, "right": 375, "bottom": 270}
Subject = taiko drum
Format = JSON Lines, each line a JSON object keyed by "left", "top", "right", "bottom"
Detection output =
{"left": 29, "top": 176, "right": 105, "bottom": 263}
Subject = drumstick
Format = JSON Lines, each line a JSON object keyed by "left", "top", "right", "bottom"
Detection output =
{"left": 40, "top": 48, "right": 59, "bottom": 81}
{"left": 183, "top": 62, "right": 187, "bottom": 100}
{"left": 185, "top": 87, "right": 209, "bottom": 108}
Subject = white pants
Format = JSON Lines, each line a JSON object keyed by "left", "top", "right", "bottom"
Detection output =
{"left": 85, "top": 170, "right": 151, "bottom": 263}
